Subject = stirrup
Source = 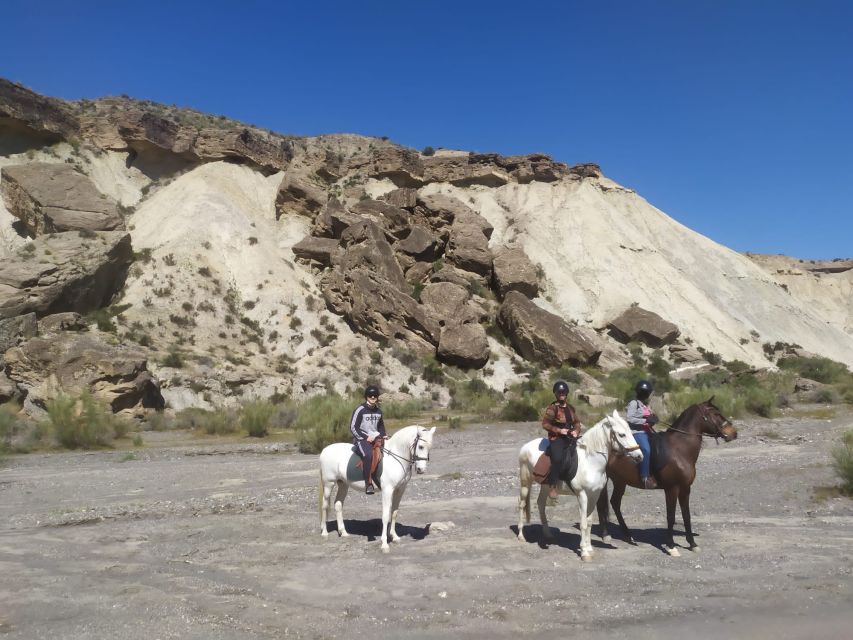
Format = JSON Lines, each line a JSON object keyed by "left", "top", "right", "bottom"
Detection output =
{"left": 365, "top": 484, "right": 375, "bottom": 495}
{"left": 642, "top": 477, "right": 658, "bottom": 490}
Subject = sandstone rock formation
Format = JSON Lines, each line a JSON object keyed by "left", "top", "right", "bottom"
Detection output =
{"left": 1, "top": 163, "right": 123, "bottom": 235}
{"left": 498, "top": 292, "right": 602, "bottom": 366}
{"left": 607, "top": 305, "right": 680, "bottom": 348}
{"left": 492, "top": 247, "right": 539, "bottom": 299}
{"left": 0, "top": 231, "right": 132, "bottom": 319}
{"left": 4, "top": 331, "right": 163, "bottom": 413}
{"left": 437, "top": 323, "right": 489, "bottom": 368}
{"left": 0, "top": 312, "right": 37, "bottom": 360}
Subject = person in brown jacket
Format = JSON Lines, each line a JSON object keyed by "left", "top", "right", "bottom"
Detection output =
{"left": 542, "top": 380, "right": 582, "bottom": 499}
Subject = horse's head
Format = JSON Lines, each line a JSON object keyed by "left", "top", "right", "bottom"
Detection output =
{"left": 413, "top": 425, "right": 436, "bottom": 474}
{"left": 700, "top": 398, "right": 738, "bottom": 442}
{"left": 606, "top": 410, "right": 644, "bottom": 463}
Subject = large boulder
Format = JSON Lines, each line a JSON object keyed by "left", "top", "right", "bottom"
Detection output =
{"left": 361, "top": 147, "right": 425, "bottom": 187}
{"left": 312, "top": 197, "right": 360, "bottom": 238}
{"left": 335, "top": 221, "right": 407, "bottom": 291}
{"left": 0, "top": 231, "right": 133, "bottom": 320}
{"left": 607, "top": 305, "right": 680, "bottom": 348}
{"left": 1, "top": 164, "right": 124, "bottom": 235}
{"left": 350, "top": 199, "right": 411, "bottom": 239}
{"left": 437, "top": 323, "right": 489, "bottom": 369}
{"left": 0, "top": 78, "right": 78, "bottom": 142}
{"left": 446, "top": 220, "right": 492, "bottom": 276}
{"left": 0, "top": 313, "right": 37, "bottom": 364}
{"left": 492, "top": 247, "right": 539, "bottom": 298}
{"left": 4, "top": 331, "right": 163, "bottom": 414}
{"left": 381, "top": 187, "right": 418, "bottom": 210}
{"left": 320, "top": 268, "right": 439, "bottom": 348}
{"left": 423, "top": 154, "right": 510, "bottom": 187}
{"left": 395, "top": 225, "right": 441, "bottom": 262}
{"left": 275, "top": 169, "right": 327, "bottom": 219}
{"left": 420, "top": 282, "right": 479, "bottom": 327}
{"left": 498, "top": 291, "right": 602, "bottom": 366}
{"left": 291, "top": 236, "right": 340, "bottom": 267}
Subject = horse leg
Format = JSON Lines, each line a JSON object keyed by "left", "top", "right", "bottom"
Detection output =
{"left": 334, "top": 480, "right": 349, "bottom": 537}
{"left": 596, "top": 483, "right": 612, "bottom": 544}
{"left": 319, "top": 475, "right": 333, "bottom": 537}
{"left": 610, "top": 480, "right": 635, "bottom": 545}
{"left": 380, "top": 487, "right": 393, "bottom": 553}
{"left": 577, "top": 490, "right": 593, "bottom": 561}
{"left": 679, "top": 485, "right": 698, "bottom": 551}
{"left": 537, "top": 484, "right": 554, "bottom": 541}
{"left": 664, "top": 485, "right": 681, "bottom": 556}
{"left": 389, "top": 487, "right": 404, "bottom": 543}
{"left": 517, "top": 464, "right": 532, "bottom": 542}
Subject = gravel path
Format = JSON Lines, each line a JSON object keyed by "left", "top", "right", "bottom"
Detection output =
{"left": 1, "top": 408, "right": 851, "bottom": 639}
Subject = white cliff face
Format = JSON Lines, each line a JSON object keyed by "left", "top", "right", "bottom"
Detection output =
{"left": 422, "top": 176, "right": 853, "bottom": 368}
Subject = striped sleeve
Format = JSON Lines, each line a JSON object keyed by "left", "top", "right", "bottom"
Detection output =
{"left": 350, "top": 405, "right": 365, "bottom": 440}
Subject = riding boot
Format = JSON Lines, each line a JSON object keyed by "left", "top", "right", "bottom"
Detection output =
{"left": 365, "top": 483, "right": 375, "bottom": 495}
{"left": 642, "top": 476, "right": 658, "bottom": 490}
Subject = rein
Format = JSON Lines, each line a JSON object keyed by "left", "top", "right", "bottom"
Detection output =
{"left": 663, "top": 405, "right": 732, "bottom": 442}
{"left": 381, "top": 432, "right": 429, "bottom": 470}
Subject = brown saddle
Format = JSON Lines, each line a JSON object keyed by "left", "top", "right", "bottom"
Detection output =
{"left": 532, "top": 449, "right": 552, "bottom": 484}
{"left": 355, "top": 438, "right": 383, "bottom": 482}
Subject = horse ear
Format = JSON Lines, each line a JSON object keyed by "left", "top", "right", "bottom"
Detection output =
{"left": 429, "top": 426, "right": 436, "bottom": 435}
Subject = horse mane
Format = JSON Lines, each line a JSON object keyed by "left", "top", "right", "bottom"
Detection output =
{"left": 668, "top": 402, "right": 708, "bottom": 432}
{"left": 578, "top": 416, "right": 610, "bottom": 455}
{"left": 389, "top": 424, "right": 420, "bottom": 442}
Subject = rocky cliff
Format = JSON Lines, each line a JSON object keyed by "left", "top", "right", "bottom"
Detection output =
{"left": 1, "top": 79, "right": 851, "bottom": 415}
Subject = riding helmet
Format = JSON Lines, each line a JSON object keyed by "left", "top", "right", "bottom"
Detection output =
{"left": 635, "top": 380, "right": 653, "bottom": 399}
{"left": 552, "top": 380, "right": 569, "bottom": 396}
{"left": 364, "top": 384, "right": 380, "bottom": 398}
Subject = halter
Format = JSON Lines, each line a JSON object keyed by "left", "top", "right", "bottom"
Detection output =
{"left": 610, "top": 419, "right": 641, "bottom": 455}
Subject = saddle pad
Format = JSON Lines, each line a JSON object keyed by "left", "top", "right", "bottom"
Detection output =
{"left": 532, "top": 446, "right": 578, "bottom": 485}
{"left": 346, "top": 449, "right": 383, "bottom": 486}
{"left": 649, "top": 431, "right": 670, "bottom": 474}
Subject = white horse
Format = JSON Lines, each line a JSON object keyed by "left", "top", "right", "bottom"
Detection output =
{"left": 319, "top": 425, "right": 436, "bottom": 553}
{"left": 517, "top": 410, "right": 642, "bottom": 561}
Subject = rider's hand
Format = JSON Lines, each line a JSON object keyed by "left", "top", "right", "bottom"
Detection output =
{"left": 367, "top": 434, "right": 377, "bottom": 443}
{"left": 560, "top": 428, "right": 569, "bottom": 436}
{"left": 648, "top": 415, "right": 659, "bottom": 426}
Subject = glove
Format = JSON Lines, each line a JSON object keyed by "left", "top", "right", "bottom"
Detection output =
{"left": 647, "top": 414, "right": 659, "bottom": 426}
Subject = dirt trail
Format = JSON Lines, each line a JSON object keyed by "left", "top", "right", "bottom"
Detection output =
{"left": 1, "top": 409, "right": 851, "bottom": 639}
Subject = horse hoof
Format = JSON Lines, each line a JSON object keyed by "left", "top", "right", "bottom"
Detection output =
{"left": 666, "top": 546, "right": 681, "bottom": 557}
{"left": 517, "top": 534, "right": 526, "bottom": 543}
{"left": 339, "top": 531, "right": 349, "bottom": 538}
{"left": 602, "top": 535, "right": 612, "bottom": 544}
{"left": 391, "top": 537, "right": 401, "bottom": 544}
{"left": 627, "top": 538, "right": 636, "bottom": 546}
{"left": 690, "top": 545, "right": 701, "bottom": 553}
{"left": 381, "top": 546, "right": 390, "bottom": 554}
{"left": 581, "top": 554, "right": 593, "bottom": 562}
{"left": 321, "top": 530, "right": 328, "bottom": 538}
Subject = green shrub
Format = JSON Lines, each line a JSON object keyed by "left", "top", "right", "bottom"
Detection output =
{"left": 162, "top": 349, "right": 184, "bottom": 368}
{"left": 831, "top": 429, "right": 853, "bottom": 494}
{"left": 601, "top": 367, "right": 648, "bottom": 404}
{"left": 45, "top": 392, "right": 119, "bottom": 449}
{"left": 500, "top": 400, "right": 539, "bottom": 422}
{"left": 177, "top": 408, "right": 236, "bottom": 435}
{"left": 240, "top": 400, "right": 275, "bottom": 437}
{"left": 552, "top": 366, "right": 582, "bottom": 385}
{"left": 382, "top": 398, "right": 428, "bottom": 420}
{"left": 295, "top": 393, "right": 355, "bottom": 454}
{"left": 422, "top": 358, "right": 444, "bottom": 384}
{"left": 0, "top": 403, "right": 20, "bottom": 456}
{"left": 778, "top": 356, "right": 850, "bottom": 385}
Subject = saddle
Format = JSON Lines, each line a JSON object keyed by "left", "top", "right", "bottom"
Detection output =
{"left": 532, "top": 441, "right": 578, "bottom": 485}
{"left": 354, "top": 438, "right": 383, "bottom": 484}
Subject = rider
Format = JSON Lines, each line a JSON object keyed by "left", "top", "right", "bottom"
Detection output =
{"left": 541, "top": 380, "right": 582, "bottom": 499}
{"left": 626, "top": 379, "right": 659, "bottom": 489}
{"left": 350, "top": 384, "right": 387, "bottom": 495}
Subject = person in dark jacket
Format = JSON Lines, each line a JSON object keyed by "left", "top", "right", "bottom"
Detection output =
{"left": 626, "top": 379, "right": 659, "bottom": 489}
{"left": 541, "top": 380, "right": 582, "bottom": 499}
{"left": 350, "top": 384, "right": 387, "bottom": 494}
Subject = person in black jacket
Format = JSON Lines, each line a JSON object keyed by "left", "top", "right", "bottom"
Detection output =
{"left": 350, "top": 384, "right": 386, "bottom": 494}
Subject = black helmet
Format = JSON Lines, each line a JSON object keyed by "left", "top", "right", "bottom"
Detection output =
{"left": 635, "top": 380, "right": 653, "bottom": 399}
{"left": 552, "top": 380, "right": 569, "bottom": 396}
{"left": 364, "top": 384, "right": 380, "bottom": 398}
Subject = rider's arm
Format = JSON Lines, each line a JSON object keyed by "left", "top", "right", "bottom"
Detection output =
{"left": 377, "top": 409, "right": 387, "bottom": 438}
{"left": 541, "top": 404, "right": 563, "bottom": 436}
{"left": 625, "top": 400, "right": 646, "bottom": 429}
{"left": 349, "top": 405, "right": 365, "bottom": 441}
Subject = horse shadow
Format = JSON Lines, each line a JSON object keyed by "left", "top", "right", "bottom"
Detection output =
{"left": 607, "top": 525, "right": 697, "bottom": 553}
{"left": 509, "top": 524, "right": 618, "bottom": 553}
{"left": 326, "top": 519, "right": 429, "bottom": 542}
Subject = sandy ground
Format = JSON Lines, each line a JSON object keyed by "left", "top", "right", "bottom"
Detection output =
{"left": 1, "top": 408, "right": 851, "bottom": 639}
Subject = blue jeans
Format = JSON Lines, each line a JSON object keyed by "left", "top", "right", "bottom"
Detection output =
{"left": 633, "top": 431, "right": 651, "bottom": 478}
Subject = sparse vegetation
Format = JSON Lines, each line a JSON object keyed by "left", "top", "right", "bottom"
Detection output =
{"left": 240, "top": 401, "right": 275, "bottom": 437}
{"left": 831, "top": 429, "right": 853, "bottom": 495}
{"left": 295, "top": 393, "right": 355, "bottom": 454}
{"left": 44, "top": 392, "right": 125, "bottom": 449}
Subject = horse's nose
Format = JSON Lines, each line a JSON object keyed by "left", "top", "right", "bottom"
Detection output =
{"left": 416, "top": 468, "right": 425, "bottom": 474}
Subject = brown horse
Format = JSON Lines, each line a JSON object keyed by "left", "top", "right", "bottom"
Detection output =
{"left": 597, "top": 399, "right": 737, "bottom": 556}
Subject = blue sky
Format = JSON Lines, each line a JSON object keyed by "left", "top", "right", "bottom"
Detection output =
{"left": 2, "top": 1, "right": 851, "bottom": 259}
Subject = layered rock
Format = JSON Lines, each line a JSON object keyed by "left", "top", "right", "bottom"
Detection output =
{"left": 423, "top": 154, "right": 510, "bottom": 187}
{"left": 291, "top": 236, "right": 340, "bottom": 267}
{"left": 607, "top": 305, "right": 680, "bottom": 348}
{"left": 492, "top": 247, "right": 539, "bottom": 298}
{"left": 498, "top": 291, "right": 601, "bottom": 366}
{"left": 275, "top": 169, "right": 327, "bottom": 219}
{"left": 4, "top": 331, "right": 163, "bottom": 413}
{"left": 0, "top": 231, "right": 132, "bottom": 319}
{"left": 0, "top": 313, "right": 37, "bottom": 360}
{"left": 0, "top": 78, "right": 78, "bottom": 141}
{"left": 1, "top": 163, "right": 123, "bottom": 235}
{"left": 437, "top": 323, "right": 489, "bottom": 368}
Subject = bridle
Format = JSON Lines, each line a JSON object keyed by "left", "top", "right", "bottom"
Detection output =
{"left": 610, "top": 418, "right": 641, "bottom": 456}
{"left": 665, "top": 404, "right": 733, "bottom": 442}
{"left": 382, "top": 432, "right": 430, "bottom": 470}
